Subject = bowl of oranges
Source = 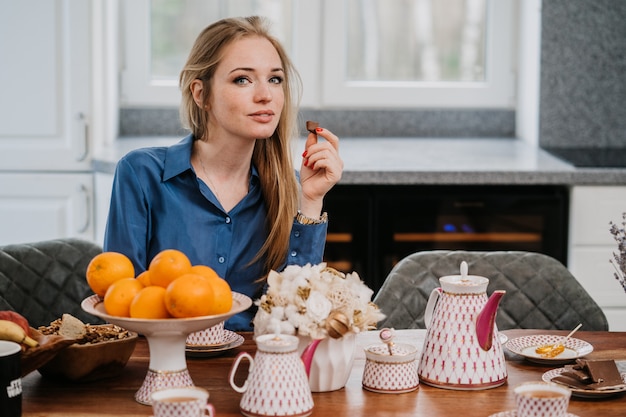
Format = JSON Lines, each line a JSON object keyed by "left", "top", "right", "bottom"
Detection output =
{"left": 81, "top": 249, "right": 252, "bottom": 405}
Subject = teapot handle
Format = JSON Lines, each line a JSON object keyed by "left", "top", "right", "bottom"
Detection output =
{"left": 229, "top": 352, "right": 254, "bottom": 393}
{"left": 424, "top": 287, "right": 442, "bottom": 329}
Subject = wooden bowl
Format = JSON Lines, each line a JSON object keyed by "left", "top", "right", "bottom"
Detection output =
{"left": 37, "top": 327, "right": 138, "bottom": 382}
{"left": 20, "top": 329, "right": 77, "bottom": 377}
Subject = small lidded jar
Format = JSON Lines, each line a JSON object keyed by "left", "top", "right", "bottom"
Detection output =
{"left": 362, "top": 329, "right": 419, "bottom": 393}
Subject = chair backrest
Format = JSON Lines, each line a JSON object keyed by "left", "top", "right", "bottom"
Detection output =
{"left": 0, "top": 238, "right": 104, "bottom": 327}
{"left": 373, "top": 250, "right": 609, "bottom": 331}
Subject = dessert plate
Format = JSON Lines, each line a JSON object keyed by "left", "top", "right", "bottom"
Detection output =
{"left": 185, "top": 331, "right": 244, "bottom": 358}
{"left": 504, "top": 335, "right": 593, "bottom": 365}
{"left": 489, "top": 411, "right": 579, "bottom": 417}
{"left": 542, "top": 367, "right": 626, "bottom": 398}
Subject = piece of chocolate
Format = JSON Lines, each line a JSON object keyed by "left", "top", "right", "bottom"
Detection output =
{"left": 551, "top": 375, "right": 591, "bottom": 390}
{"left": 561, "top": 364, "right": 591, "bottom": 382}
{"left": 553, "top": 359, "right": 625, "bottom": 390}
{"left": 306, "top": 120, "right": 319, "bottom": 134}
{"left": 580, "top": 359, "right": 624, "bottom": 388}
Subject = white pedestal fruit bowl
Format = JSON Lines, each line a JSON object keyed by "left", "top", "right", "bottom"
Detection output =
{"left": 81, "top": 292, "right": 252, "bottom": 404}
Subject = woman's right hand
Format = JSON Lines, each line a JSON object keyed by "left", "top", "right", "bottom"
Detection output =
{"left": 299, "top": 127, "right": 343, "bottom": 217}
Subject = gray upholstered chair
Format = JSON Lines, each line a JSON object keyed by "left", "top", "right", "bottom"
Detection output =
{"left": 373, "top": 250, "right": 609, "bottom": 331}
{"left": 0, "top": 238, "right": 104, "bottom": 327}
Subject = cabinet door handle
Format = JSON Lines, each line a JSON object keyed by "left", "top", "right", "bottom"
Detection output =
{"left": 77, "top": 184, "right": 91, "bottom": 234}
{"left": 75, "top": 112, "right": 89, "bottom": 162}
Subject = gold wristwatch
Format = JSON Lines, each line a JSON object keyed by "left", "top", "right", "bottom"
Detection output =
{"left": 295, "top": 210, "right": 328, "bottom": 225}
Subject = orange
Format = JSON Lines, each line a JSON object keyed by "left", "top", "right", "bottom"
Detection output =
{"left": 136, "top": 270, "right": 152, "bottom": 287}
{"left": 190, "top": 265, "right": 233, "bottom": 315}
{"left": 164, "top": 273, "right": 215, "bottom": 318}
{"left": 103, "top": 277, "right": 144, "bottom": 317}
{"left": 148, "top": 249, "right": 192, "bottom": 288}
{"left": 130, "top": 286, "right": 171, "bottom": 319}
{"left": 86, "top": 252, "right": 135, "bottom": 297}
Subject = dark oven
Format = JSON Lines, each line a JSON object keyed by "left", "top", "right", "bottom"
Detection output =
{"left": 322, "top": 185, "right": 569, "bottom": 294}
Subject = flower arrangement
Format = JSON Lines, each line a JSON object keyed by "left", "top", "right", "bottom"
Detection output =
{"left": 253, "top": 263, "right": 386, "bottom": 340}
{"left": 609, "top": 212, "right": 626, "bottom": 293}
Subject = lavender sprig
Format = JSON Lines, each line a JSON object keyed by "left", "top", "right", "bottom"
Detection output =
{"left": 609, "top": 212, "right": 626, "bottom": 293}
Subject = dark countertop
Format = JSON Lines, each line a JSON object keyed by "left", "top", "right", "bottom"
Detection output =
{"left": 92, "top": 137, "right": 626, "bottom": 185}
{"left": 542, "top": 147, "right": 626, "bottom": 168}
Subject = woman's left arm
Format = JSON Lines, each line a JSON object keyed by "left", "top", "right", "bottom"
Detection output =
{"left": 298, "top": 127, "right": 343, "bottom": 218}
{"left": 287, "top": 221, "right": 328, "bottom": 267}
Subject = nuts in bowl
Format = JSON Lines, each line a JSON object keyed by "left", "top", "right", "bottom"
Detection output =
{"left": 36, "top": 314, "right": 138, "bottom": 382}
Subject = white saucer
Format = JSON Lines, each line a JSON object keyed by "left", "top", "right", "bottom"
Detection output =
{"left": 489, "top": 411, "right": 579, "bottom": 417}
{"left": 505, "top": 334, "right": 593, "bottom": 365}
{"left": 185, "top": 331, "right": 244, "bottom": 358}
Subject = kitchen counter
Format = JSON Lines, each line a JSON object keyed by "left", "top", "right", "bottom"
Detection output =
{"left": 93, "top": 137, "right": 626, "bottom": 185}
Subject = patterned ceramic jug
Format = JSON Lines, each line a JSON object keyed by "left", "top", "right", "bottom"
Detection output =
{"left": 418, "top": 261, "right": 508, "bottom": 390}
{"left": 229, "top": 334, "right": 318, "bottom": 417}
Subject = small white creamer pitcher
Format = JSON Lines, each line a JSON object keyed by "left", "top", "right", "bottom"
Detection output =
{"left": 229, "top": 334, "right": 318, "bottom": 417}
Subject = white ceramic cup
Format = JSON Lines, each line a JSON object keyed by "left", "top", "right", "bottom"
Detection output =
{"left": 186, "top": 321, "right": 225, "bottom": 346}
{"left": 514, "top": 381, "right": 571, "bottom": 417}
{"left": 151, "top": 386, "right": 215, "bottom": 417}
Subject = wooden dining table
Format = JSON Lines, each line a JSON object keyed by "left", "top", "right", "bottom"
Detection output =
{"left": 22, "top": 329, "right": 626, "bottom": 417}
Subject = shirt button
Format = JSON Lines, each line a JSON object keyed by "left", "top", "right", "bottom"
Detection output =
{"left": 218, "top": 256, "right": 225, "bottom": 264}
{"left": 290, "top": 251, "right": 297, "bottom": 257}
{"left": 225, "top": 217, "right": 231, "bottom": 224}
{"left": 294, "top": 231, "right": 300, "bottom": 237}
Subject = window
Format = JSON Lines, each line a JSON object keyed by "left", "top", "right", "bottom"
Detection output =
{"left": 120, "top": 0, "right": 516, "bottom": 108}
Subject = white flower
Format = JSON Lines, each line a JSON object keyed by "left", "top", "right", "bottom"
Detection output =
{"left": 305, "top": 291, "right": 332, "bottom": 322}
{"left": 253, "top": 263, "right": 386, "bottom": 339}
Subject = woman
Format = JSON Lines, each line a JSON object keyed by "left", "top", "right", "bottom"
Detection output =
{"left": 104, "top": 16, "right": 343, "bottom": 330}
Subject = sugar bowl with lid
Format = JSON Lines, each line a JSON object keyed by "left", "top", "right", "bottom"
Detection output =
{"left": 362, "top": 328, "right": 419, "bottom": 393}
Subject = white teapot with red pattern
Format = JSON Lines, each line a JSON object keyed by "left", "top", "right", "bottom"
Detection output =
{"left": 418, "top": 261, "right": 508, "bottom": 390}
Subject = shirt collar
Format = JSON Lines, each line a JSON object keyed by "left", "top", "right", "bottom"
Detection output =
{"left": 163, "top": 134, "right": 194, "bottom": 181}
{"left": 163, "top": 133, "right": 259, "bottom": 182}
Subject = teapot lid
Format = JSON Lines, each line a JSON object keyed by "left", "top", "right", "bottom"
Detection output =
{"left": 255, "top": 334, "right": 298, "bottom": 353}
{"left": 439, "top": 261, "right": 489, "bottom": 293}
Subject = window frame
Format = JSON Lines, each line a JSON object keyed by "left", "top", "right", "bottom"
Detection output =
{"left": 119, "top": 0, "right": 517, "bottom": 109}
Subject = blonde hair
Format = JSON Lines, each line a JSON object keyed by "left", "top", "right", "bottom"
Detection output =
{"left": 179, "top": 16, "right": 301, "bottom": 276}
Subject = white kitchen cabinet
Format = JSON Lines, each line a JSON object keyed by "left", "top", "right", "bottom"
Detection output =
{"left": 94, "top": 172, "right": 114, "bottom": 246}
{"left": 0, "top": 1, "right": 94, "bottom": 244}
{"left": 0, "top": 173, "right": 94, "bottom": 245}
{"left": 568, "top": 186, "right": 626, "bottom": 331}
{"left": 0, "top": 0, "right": 91, "bottom": 171}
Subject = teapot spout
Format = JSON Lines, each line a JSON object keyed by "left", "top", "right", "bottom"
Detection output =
{"left": 475, "top": 290, "right": 505, "bottom": 351}
{"left": 301, "top": 339, "right": 322, "bottom": 378}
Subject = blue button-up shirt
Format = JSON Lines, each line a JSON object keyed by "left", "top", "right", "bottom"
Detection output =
{"left": 104, "top": 135, "right": 328, "bottom": 330}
